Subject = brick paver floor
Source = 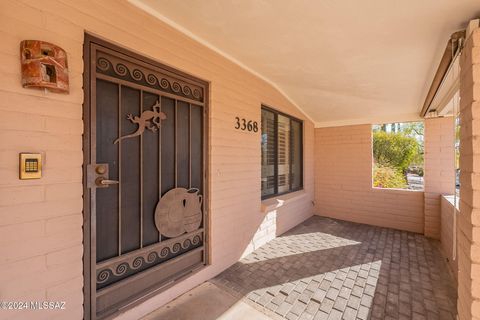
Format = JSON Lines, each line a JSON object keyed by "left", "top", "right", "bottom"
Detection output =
{"left": 212, "top": 216, "right": 456, "bottom": 320}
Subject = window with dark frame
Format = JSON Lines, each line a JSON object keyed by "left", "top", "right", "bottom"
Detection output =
{"left": 261, "top": 106, "right": 303, "bottom": 199}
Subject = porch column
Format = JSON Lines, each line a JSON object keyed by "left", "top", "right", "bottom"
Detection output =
{"left": 423, "top": 117, "right": 455, "bottom": 239}
{"left": 458, "top": 23, "right": 480, "bottom": 320}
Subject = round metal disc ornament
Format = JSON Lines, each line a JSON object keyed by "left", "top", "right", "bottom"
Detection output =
{"left": 154, "top": 188, "right": 202, "bottom": 238}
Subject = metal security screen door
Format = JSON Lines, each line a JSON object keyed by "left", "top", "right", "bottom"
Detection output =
{"left": 83, "top": 35, "right": 208, "bottom": 319}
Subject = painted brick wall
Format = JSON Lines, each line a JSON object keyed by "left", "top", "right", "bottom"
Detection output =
{"left": 457, "top": 27, "right": 480, "bottom": 320}
{"left": 314, "top": 124, "right": 424, "bottom": 233}
{"left": 424, "top": 117, "right": 456, "bottom": 239}
{"left": 0, "top": 1, "right": 314, "bottom": 319}
{"left": 440, "top": 196, "right": 458, "bottom": 281}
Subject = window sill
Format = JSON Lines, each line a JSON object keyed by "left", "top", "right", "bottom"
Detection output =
{"left": 261, "top": 190, "right": 307, "bottom": 213}
{"left": 372, "top": 187, "right": 424, "bottom": 193}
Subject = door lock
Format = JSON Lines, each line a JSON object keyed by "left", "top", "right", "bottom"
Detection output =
{"left": 95, "top": 177, "right": 119, "bottom": 186}
{"left": 87, "top": 163, "right": 118, "bottom": 188}
{"left": 95, "top": 165, "right": 107, "bottom": 175}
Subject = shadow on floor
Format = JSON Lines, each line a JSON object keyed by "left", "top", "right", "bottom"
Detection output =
{"left": 143, "top": 216, "right": 457, "bottom": 320}
{"left": 142, "top": 282, "right": 270, "bottom": 320}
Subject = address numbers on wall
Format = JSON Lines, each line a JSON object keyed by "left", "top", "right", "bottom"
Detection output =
{"left": 235, "top": 117, "right": 258, "bottom": 132}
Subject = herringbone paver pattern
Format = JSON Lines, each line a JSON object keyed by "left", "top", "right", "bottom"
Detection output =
{"left": 212, "top": 217, "right": 456, "bottom": 320}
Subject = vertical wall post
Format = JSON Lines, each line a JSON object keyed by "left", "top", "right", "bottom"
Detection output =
{"left": 457, "top": 22, "right": 480, "bottom": 320}
{"left": 424, "top": 117, "right": 455, "bottom": 239}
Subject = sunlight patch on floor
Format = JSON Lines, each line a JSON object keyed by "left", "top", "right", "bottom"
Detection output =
{"left": 241, "top": 231, "right": 362, "bottom": 263}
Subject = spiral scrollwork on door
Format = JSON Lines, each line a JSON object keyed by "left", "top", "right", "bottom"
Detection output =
{"left": 95, "top": 52, "right": 204, "bottom": 102}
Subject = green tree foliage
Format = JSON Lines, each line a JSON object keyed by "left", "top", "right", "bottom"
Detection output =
{"left": 402, "top": 122, "right": 424, "bottom": 137}
{"left": 403, "top": 122, "right": 424, "bottom": 166}
{"left": 372, "top": 131, "right": 420, "bottom": 173}
{"left": 373, "top": 165, "right": 407, "bottom": 189}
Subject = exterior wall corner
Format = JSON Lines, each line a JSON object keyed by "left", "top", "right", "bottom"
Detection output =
{"left": 457, "top": 26, "right": 480, "bottom": 320}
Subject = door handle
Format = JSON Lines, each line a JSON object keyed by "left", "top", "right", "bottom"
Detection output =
{"left": 95, "top": 177, "right": 119, "bottom": 187}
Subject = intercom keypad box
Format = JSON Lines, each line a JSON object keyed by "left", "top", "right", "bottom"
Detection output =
{"left": 19, "top": 153, "right": 42, "bottom": 179}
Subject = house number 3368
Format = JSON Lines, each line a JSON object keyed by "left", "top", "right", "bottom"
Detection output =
{"left": 235, "top": 117, "right": 258, "bottom": 132}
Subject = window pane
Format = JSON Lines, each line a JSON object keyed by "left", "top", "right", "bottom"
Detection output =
{"left": 261, "top": 106, "right": 303, "bottom": 199}
{"left": 277, "top": 115, "right": 291, "bottom": 194}
{"left": 372, "top": 122, "right": 424, "bottom": 190}
{"left": 261, "top": 109, "right": 275, "bottom": 197}
{"left": 291, "top": 120, "right": 302, "bottom": 190}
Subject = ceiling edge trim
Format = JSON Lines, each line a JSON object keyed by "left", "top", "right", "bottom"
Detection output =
{"left": 314, "top": 112, "right": 423, "bottom": 128}
{"left": 128, "top": 0, "right": 315, "bottom": 124}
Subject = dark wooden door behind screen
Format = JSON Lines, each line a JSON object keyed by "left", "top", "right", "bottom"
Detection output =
{"left": 84, "top": 35, "right": 208, "bottom": 319}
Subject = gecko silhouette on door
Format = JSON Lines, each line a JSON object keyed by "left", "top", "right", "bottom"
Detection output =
{"left": 114, "top": 100, "right": 167, "bottom": 144}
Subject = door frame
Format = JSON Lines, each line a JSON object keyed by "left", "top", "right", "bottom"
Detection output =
{"left": 82, "top": 33, "right": 210, "bottom": 320}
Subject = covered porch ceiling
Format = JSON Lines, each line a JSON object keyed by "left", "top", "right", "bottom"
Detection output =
{"left": 131, "top": 0, "right": 480, "bottom": 127}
